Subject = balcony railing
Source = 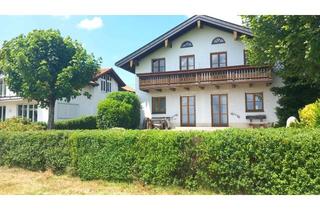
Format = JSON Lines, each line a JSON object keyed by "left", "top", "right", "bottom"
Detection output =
{"left": 138, "top": 65, "right": 273, "bottom": 91}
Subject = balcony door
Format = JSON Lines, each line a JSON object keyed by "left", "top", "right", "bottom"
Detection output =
{"left": 211, "top": 94, "right": 228, "bottom": 127}
{"left": 180, "top": 96, "right": 196, "bottom": 127}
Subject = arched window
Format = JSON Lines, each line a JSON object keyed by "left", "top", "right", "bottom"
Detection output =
{"left": 180, "top": 41, "right": 193, "bottom": 48}
{"left": 212, "top": 37, "right": 225, "bottom": 45}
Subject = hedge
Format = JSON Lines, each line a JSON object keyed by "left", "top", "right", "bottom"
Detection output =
{"left": 54, "top": 116, "right": 97, "bottom": 130}
{"left": 1, "top": 128, "right": 320, "bottom": 194}
{"left": 97, "top": 92, "right": 140, "bottom": 129}
{"left": 0, "top": 131, "right": 71, "bottom": 174}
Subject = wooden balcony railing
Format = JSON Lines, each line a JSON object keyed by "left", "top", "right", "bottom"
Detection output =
{"left": 138, "top": 65, "right": 273, "bottom": 91}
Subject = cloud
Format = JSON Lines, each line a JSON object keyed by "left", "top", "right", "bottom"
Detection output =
{"left": 77, "top": 17, "right": 103, "bottom": 30}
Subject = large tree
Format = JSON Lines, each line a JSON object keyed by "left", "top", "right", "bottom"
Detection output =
{"left": 0, "top": 29, "right": 101, "bottom": 129}
{"left": 242, "top": 16, "right": 320, "bottom": 125}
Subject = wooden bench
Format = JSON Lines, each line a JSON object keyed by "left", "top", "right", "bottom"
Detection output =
{"left": 143, "top": 117, "right": 169, "bottom": 129}
{"left": 246, "top": 115, "right": 268, "bottom": 128}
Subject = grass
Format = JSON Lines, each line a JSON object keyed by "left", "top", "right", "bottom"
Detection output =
{"left": 0, "top": 167, "right": 213, "bottom": 195}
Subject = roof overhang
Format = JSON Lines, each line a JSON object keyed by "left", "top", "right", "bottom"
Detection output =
{"left": 91, "top": 68, "right": 126, "bottom": 88}
{"left": 115, "top": 15, "right": 252, "bottom": 73}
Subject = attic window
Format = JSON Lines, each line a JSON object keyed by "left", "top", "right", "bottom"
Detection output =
{"left": 101, "top": 74, "right": 112, "bottom": 92}
{"left": 212, "top": 37, "right": 225, "bottom": 45}
{"left": 180, "top": 41, "right": 193, "bottom": 48}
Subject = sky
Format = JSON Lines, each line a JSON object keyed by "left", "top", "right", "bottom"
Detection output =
{"left": 0, "top": 15, "right": 242, "bottom": 89}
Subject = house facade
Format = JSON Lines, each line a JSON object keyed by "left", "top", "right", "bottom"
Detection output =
{"left": 116, "top": 15, "right": 281, "bottom": 128}
{"left": 0, "top": 68, "right": 126, "bottom": 122}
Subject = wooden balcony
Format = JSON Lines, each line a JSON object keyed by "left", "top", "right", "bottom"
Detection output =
{"left": 138, "top": 65, "right": 273, "bottom": 91}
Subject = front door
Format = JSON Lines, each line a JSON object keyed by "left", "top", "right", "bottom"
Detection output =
{"left": 180, "top": 96, "right": 196, "bottom": 126}
{"left": 211, "top": 94, "right": 228, "bottom": 127}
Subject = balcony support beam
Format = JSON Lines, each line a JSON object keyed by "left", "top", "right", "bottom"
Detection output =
{"left": 233, "top": 31, "right": 239, "bottom": 40}
{"left": 197, "top": 20, "right": 203, "bottom": 29}
{"left": 164, "top": 39, "right": 172, "bottom": 48}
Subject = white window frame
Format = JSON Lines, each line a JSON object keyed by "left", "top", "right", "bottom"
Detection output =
{"left": 0, "top": 106, "right": 6, "bottom": 121}
{"left": 101, "top": 74, "right": 112, "bottom": 92}
{"left": 17, "top": 104, "right": 38, "bottom": 122}
{"left": 0, "top": 78, "right": 6, "bottom": 97}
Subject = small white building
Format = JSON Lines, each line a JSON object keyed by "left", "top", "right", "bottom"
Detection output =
{"left": 116, "top": 15, "right": 282, "bottom": 128}
{"left": 0, "top": 68, "right": 126, "bottom": 122}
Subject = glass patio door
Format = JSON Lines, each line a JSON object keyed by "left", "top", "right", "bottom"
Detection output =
{"left": 180, "top": 96, "right": 196, "bottom": 126}
{"left": 211, "top": 94, "right": 228, "bottom": 127}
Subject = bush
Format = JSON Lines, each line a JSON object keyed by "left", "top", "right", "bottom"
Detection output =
{"left": 55, "top": 116, "right": 97, "bottom": 130}
{"left": 2, "top": 128, "right": 320, "bottom": 194}
{"left": 298, "top": 99, "right": 320, "bottom": 127}
{"left": 70, "top": 130, "right": 137, "bottom": 181}
{"left": 0, "top": 131, "right": 71, "bottom": 174}
{"left": 0, "top": 118, "right": 46, "bottom": 131}
{"left": 97, "top": 92, "right": 140, "bottom": 129}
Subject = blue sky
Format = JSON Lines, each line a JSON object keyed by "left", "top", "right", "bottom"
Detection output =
{"left": 0, "top": 15, "right": 241, "bottom": 88}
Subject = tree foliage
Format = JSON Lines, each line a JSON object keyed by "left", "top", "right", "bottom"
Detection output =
{"left": 97, "top": 91, "right": 141, "bottom": 129}
{"left": 242, "top": 16, "right": 320, "bottom": 125}
{"left": 0, "top": 29, "right": 101, "bottom": 128}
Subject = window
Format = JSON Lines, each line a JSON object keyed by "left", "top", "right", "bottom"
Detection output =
{"left": 0, "top": 106, "right": 6, "bottom": 121}
{"left": 211, "top": 52, "right": 227, "bottom": 68}
{"left": 212, "top": 37, "right": 225, "bottom": 45}
{"left": 243, "top": 50, "right": 248, "bottom": 65}
{"left": 180, "top": 41, "right": 193, "bottom": 48}
{"left": 0, "top": 78, "right": 6, "bottom": 97}
{"left": 152, "top": 97, "right": 166, "bottom": 114}
{"left": 245, "top": 93, "right": 264, "bottom": 112}
{"left": 180, "top": 55, "right": 195, "bottom": 70}
{"left": 17, "top": 104, "right": 38, "bottom": 122}
{"left": 152, "top": 58, "right": 166, "bottom": 73}
{"left": 101, "top": 74, "right": 112, "bottom": 92}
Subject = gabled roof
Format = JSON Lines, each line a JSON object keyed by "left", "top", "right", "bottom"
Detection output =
{"left": 91, "top": 67, "right": 126, "bottom": 87}
{"left": 115, "top": 15, "right": 252, "bottom": 73}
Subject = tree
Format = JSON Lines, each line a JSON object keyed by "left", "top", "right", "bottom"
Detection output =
{"left": 0, "top": 29, "right": 101, "bottom": 129}
{"left": 97, "top": 92, "right": 141, "bottom": 129}
{"left": 242, "top": 16, "right": 320, "bottom": 125}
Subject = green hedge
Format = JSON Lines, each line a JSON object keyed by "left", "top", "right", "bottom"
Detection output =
{"left": 0, "top": 131, "right": 71, "bottom": 173}
{"left": 54, "top": 116, "right": 97, "bottom": 130}
{"left": 97, "top": 92, "right": 140, "bottom": 129}
{"left": 1, "top": 128, "right": 320, "bottom": 194}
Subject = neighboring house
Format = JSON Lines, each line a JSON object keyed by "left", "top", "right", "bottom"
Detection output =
{"left": 116, "top": 15, "right": 282, "bottom": 128}
{"left": 0, "top": 68, "right": 126, "bottom": 122}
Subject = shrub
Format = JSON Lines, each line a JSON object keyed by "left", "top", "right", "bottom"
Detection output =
{"left": 2, "top": 128, "right": 320, "bottom": 194}
{"left": 70, "top": 130, "right": 138, "bottom": 181}
{"left": 0, "top": 131, "right": 71, "bottom": 173}
{"left": 55, "top": 116, "right": 97, "bottom": 130}
{"left": 97, "top": 92, "right": 140, "bottom": 129}
{"left": 298, "top": 99, "right": 320, "bottom": 127}
{"left": 0, "top": 118, "right": 46, "bottom": 131}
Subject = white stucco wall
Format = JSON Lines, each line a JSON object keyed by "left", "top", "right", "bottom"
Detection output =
{"left": 139, "top": 76, "right": 281, "bottom": 128}
{"left": 0, "top": 75, "right": 120, "bottom": 123}
{"left": 132, "top": 24, "right": 282, "bottom": 128}
{"left": 0, "top": 99, "right": 48, "bottom": 122}
{"left": 135, "top": 25, "right": 246, "bottom": 74}
{"left": 55, "top": 76, "right": 119, "bottom": 120}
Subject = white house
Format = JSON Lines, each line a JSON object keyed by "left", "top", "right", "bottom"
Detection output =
{"left": 0, "top": 68, "right": 126, "bottom": 122}
{"left": 116, "top": 15, "right": 282, "bottom": 128}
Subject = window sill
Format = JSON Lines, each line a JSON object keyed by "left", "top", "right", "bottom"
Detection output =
{"left": 246, "top": 110, "right": 264, "bottom": 113}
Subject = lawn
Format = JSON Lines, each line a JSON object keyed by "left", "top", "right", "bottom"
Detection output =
{"left": 0, "top": 167, "right": 212, "bottom": 195}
